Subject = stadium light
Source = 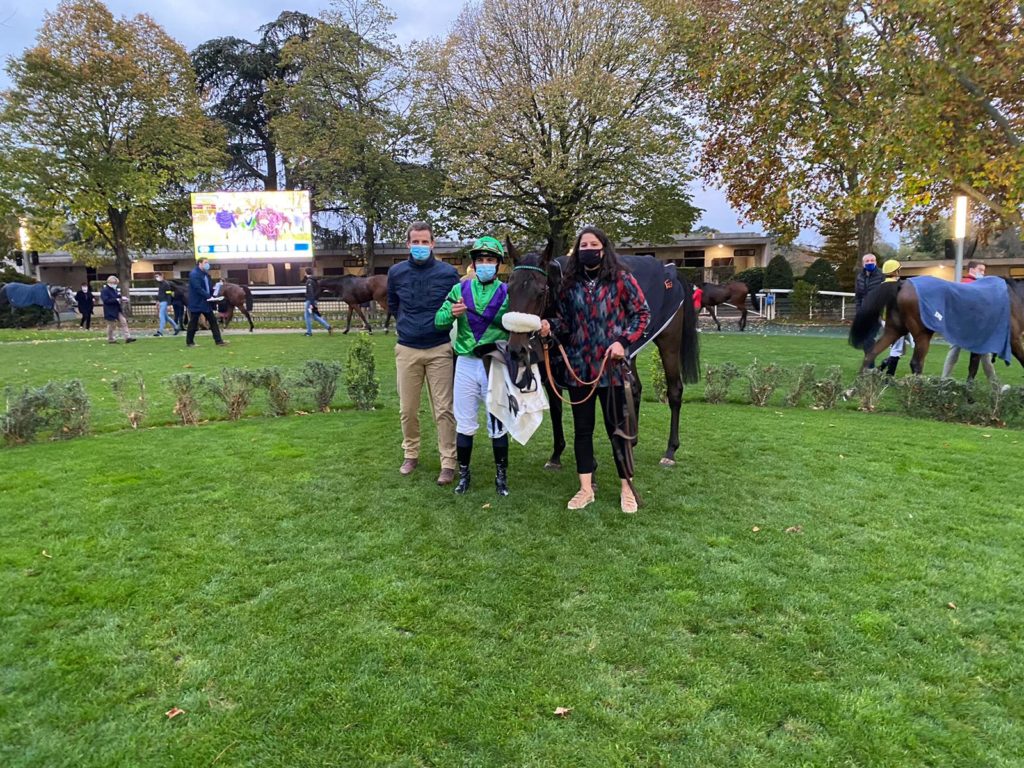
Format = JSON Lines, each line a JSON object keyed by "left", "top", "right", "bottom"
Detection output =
{"left": 18, "top": 219, "right": 29, "bottom": 251}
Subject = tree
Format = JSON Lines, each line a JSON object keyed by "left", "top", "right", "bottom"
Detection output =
{"left": 859, "top": 1, "right": 1024, "bottom": 232}
{"left": 913, "top": 219, "right": 948, "bottom": 258}
{"left": 651, "top": 0, "right": 896, "bottom": 257}
{"left": 419, "top": 0, "right": 694, "bottom": 255}
{"left": 764, "top": 254, "right": 795, "bottom": 289}
{"left": 0, "top": 0, "right": 224, "bottom": 292}
{"left": 191, "top": 12, "right": 318, "bottom": 191}
{"left": 818, "top": 213, "right": 859, "bottom": 290}
{"left": 802, "top": 257, "right": 839, "bottom": 291}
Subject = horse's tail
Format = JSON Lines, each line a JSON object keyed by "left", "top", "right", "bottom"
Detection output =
{"left": 680, "top": 278, "right": 701, "bottom": 383}
{"left": 848, "top": 281, "right": 898, "bottom": 349}
{"left": 243, "top": 285, "right": 253, "bottom": 312}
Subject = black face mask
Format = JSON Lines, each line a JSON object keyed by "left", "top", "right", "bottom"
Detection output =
{"left": 578, "top": 248, "right": 603, "bottom": 269}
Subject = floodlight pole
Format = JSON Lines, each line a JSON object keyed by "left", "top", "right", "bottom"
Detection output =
{"left": 953, "top": 195, "right": 968, "bottom": 283}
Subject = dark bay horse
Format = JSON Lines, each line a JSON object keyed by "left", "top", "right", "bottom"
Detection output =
{"left": 700, "top": 281, "right": 751, "bottom": 331}
{"left": 849, "top": 278, "right": 1024, "bottom": 374}
{"left": 319, "top": 275, "right": 391, "bottom": 333}
{"left": 504, "top": 240, "right": 701, "bottom": 468}
{"left": 0, "top": 282, "right": 76, "bottom": 327}
{"left": 216, "top": 282, "right": 255, "bottom": 332}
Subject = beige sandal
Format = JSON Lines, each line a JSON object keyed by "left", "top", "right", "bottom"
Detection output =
{"left": 620, "top": 487, "right": 638, "bottom": 514}
{"left": 567, "top": 488, "right": 596, "bottom": 510}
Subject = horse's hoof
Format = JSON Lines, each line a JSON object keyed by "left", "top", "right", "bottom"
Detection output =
{"left": 544, "top": 461, "right": 562, "bottom": 471}
{"left": 659, "top": 457, "right": 676, "bottom": 467}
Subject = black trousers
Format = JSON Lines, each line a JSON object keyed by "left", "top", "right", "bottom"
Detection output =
{"left": 79, "top": 312, "right": 92, "bottom": 329}
{"left": 568, "top": 384, "right": 629, "bottom": 479}
{"left": 186, "top": 310, "right": 224, "bottom": 344}
{"left": 172, "top": 303, "right": 185, "bottom": 328}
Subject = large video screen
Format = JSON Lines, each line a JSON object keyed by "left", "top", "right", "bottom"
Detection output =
{"left": 190, "top": 191, "right": 313, "bottom": 260}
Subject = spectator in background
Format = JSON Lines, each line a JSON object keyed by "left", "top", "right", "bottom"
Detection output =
{"left": 153, "top": 273, "right": 180, "bottom": 337}
{"left": 303, "top": 268, "right": 332, "bottom": 336}
{"left": 74, "top": 282, "right": 94, "bottom": 330}
{"left": 100, "top": 276, "right": 135, "bottom": 344}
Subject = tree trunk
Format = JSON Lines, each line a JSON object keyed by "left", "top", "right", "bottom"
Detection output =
{"left": 264, "top": 143, "right": 279, "bottom": 191}
{"left": 108, "top": 206, "right": 132, "bottom": 310}
{"left": 855, "top": 209, "right": 877, "bottom": 258}
{"left": 364, "top": 216, "right": 376, "bottom": 276}
{"left": 548, "top": 212, "right": 568, "bottom": 261}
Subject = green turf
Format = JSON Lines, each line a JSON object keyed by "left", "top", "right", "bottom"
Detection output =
{"left": 2, "top": 330, "right": 1023, "bottom": 766}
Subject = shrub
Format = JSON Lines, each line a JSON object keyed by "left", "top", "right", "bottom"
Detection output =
{"left": 648, "top": 348, "right": 667, "bottom": 403}
{"left": 810, "top": 365, "right": 844, "bottom": 409}
{"left": 784, "top": 363, "right": 816, "bottom": 407}
{"left": 167, "top": 373, "right": 203, "bottom": 425}
{"left": 111, "top": 372, "right": 147, "bottom": 429}
{"left": 764, "top": 254, "right": 794, "bottom": 289}
{"left": 44, "top": 380, "right": 90, "bottom": 438}
{"left": 853, "top": 368, "right": 890, "bottom": 411}
{"left": 1, "top": 386, "right": 50, "bottom": 445}
{"left": 802, "top": 257, "right": 840, "bottom": 291}
{"left": 206, "top": 368, "right": 259, "bottom": 421}
{"left": 789, "top": 279, "right": 817, "bottom": 319}
{"left": 254, "top": 367, "right": 292, "bottom": 417}
{"left": 704, "top": 362, "right": 741, "bottom": 404}
{"left": 745, "top": 359, "right": 783, "bottom": 406}
{"left": 345, "top": 335, "right": 380, "bottom": 410}
{"left": 296, "top": 359, "right": 342, "bottom": 412}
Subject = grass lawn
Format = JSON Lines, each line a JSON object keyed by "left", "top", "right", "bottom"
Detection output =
{"left": 2, "top": 329, "right": 1023, "bottom": 766}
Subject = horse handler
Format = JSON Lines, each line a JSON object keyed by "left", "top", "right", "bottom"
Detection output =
{"left": 185, "top": 257, "right": 228, "bottom": 347}
{"left": 540, "top": 226, "right": 650, "bottom": 513}
{"left": 387, "top": 221, "right": 460, "bottom": 485}
{"left": 434, "top": 236, "right": 512, "bottom": 496}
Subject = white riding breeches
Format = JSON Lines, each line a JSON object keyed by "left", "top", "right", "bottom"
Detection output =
{"left": 454, "top": 355, "right": 507, "bottom": 438}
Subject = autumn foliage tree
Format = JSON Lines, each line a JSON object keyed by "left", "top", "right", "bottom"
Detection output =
{"left": 0, "top": 0, "right": 224, "bottom": 292}
{"left": 420, "top": 0, "right": 695, "bottom": 255}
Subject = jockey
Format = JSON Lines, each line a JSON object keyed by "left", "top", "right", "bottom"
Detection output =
{"left": 880, "top": 259, "right": 912, "bottom": 375}
{"left": 434, "top": 236, "right": 511, "bottom": 497}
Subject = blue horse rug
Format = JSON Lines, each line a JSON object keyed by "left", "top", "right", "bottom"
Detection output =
{"left": 910, "top": 276, "right": 1011, "bottom": 362}
{"left": 3, "top": 282, "right": 53, "bottom": 309}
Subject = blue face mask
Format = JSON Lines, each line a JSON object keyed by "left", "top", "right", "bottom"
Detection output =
{"left": 410, "top": 245, "right": 431, "bottom": 262}
{"left": 475, "top": 263, "right": 497, "bottom": 282}
{"left": 864, "top": 263, "right": 876, "bottom": 273}
{"left": 201, "top": 262, "right": 210, "bottom": 272}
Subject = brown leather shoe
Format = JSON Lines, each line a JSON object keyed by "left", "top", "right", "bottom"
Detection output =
{"left": 436, "top": 468, "right": 455, "bottom": 486}
{"left": 399, "top": 458, "right": 418, "bottom": 476}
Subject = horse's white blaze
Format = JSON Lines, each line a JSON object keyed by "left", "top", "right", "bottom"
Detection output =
{"left": 502, "top": 312, "right": 542, "bottom": 333}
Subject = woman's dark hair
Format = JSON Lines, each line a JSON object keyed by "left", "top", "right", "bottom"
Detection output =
{"left": 564, "top": 225, "right": 626, "bottom": 288}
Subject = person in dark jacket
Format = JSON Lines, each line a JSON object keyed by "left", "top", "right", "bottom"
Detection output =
{"left": 303, "top": 268, "right": 332, "bottom": 335}
{"left": 853, "top": 253, "right": 884, "bottom": 362}
{"left": 185, "top": 258, "right": 227, "bottom": 347}
{"left": 170, "top": 282, "right": 186, "bottom": 330}
{"left": 74, "top": 282, "right": 94, "bottom": 330}
{"left": 387, "top": 220, "right": 460, "bottom": 485}
{"left": 153, "top": 273, "right": 180, "bottom": 337}
{"left": 100, "top": 276, "right": 135, "bottom": 344}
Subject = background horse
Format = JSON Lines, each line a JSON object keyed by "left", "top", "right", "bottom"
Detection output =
{"left": 504, "top": 240, "right": 700, "bottom": 468}
{"left": 319, "top": 275, "right": 391, "bottom": 333}
{"left": 216, "top": 282, "right": 255, "bottom": 332}
{"left": 700, "top": 280, "right": 751, "bottom": 331}
{"left": 849, "top": 278, "right": 1024, "bottom": 374}
{"left": 0, "top": 282, "right": 75, "bottom": 328}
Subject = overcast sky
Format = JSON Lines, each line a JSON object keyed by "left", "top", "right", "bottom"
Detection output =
{"left": 0, "top": 0, "right": 897, "bottom": 245}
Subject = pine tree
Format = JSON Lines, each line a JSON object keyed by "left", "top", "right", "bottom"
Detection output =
{"left": 914, "top": 220, "right": 947, "bottom": 257}
{"left": 819, "top": 214, "right": 859, "bottom": 290}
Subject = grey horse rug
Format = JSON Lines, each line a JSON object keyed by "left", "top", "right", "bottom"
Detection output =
{"left": 910, "top": 276, "right": 1011, "bottom": 362}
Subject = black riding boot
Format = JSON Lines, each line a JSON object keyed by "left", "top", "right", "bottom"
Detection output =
{"left": 455, "top": 434, "right": 472, "bottom": 495}
{"left": 883, "top": 356, "right": 899, "bottom": 376}
{"left": 493, "top": 437, "right": 509, "bottom": 496}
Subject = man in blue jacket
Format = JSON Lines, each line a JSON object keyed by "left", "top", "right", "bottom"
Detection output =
{"left": 388, "top": 221, "right": 459, "bottom": 484}
{"left": 186, "top": 257, "right": 227, "bottom": 347}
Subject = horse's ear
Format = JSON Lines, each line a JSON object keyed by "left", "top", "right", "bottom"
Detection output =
{"left": 505, "top": 236, "right": 520, "bottom": 266}
{"left": 540, "top": 238, "right": 554, "bottom": 267}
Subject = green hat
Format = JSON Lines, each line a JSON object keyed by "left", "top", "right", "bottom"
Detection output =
{"left": 469, "top": 236, "right": 504, "bottom": 262}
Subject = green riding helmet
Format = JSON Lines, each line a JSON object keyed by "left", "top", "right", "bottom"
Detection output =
{"left": 469, "top": 236, "right": 505, "bottom": 262}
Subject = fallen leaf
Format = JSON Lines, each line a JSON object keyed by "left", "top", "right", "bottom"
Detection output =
{"left": 165, "top": 707, "right": 185, "bottom": 719}
{"left": 838, "top": 454, "right": 845, "bottom": 459}
{"left": 751, "top": 526, "right": 761, "bottom": 532}
{"left": 481, "top": 503, "right": 491, "bottom": 509}
{"left": 784, "top": 525, "right": 803, "bottom": 534}
{"left": 41, "top": 550, "right": 51, "bottom": 559}
{"left": 947, "top": 602, "right": 957, "bottom": 610}
{"left": 982, "top": 434, "right": 991, "bottom": 438}
{"left": 553, "top": 706, "right": 573, "bottom": 717}
{"left": 183, "top": 364, "right": 193, "bottom": 369}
